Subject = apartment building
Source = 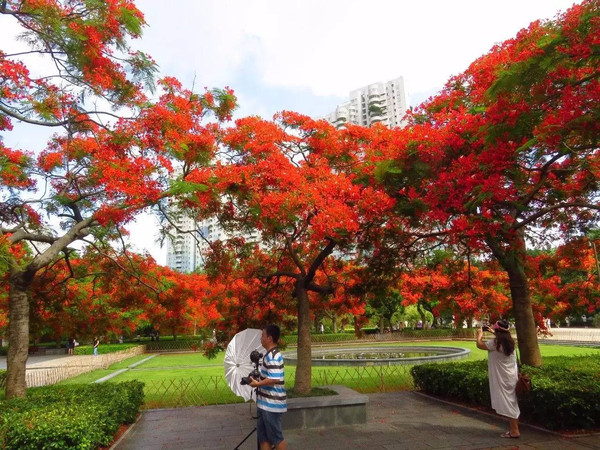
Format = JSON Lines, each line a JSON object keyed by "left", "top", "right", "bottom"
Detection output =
{"left": 165, "top": 214, "right": 259, "bottom": 273}
{"left": 325, "top": 76, "right": 409, "bottom": 129}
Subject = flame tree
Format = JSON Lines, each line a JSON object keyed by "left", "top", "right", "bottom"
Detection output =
{"left": 0, "top": 0, "right": 234, "bottom": 398}
{"left": 376, "top": 0, "right": 600, "bottom": 365}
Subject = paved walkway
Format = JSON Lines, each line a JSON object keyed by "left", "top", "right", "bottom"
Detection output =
{"left": 113, "top": 391, "right": 600, "bottom": 450}
{"left": 0, "top": 354, "right": 86, "bottom": 370}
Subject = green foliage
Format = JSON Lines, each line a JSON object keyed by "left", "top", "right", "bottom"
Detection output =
{"left": 168, "top": 179, "right": 209, "bottom": 195}
{"left": 0, "top": 381, "right": 144, "bottom": 450}
{"left": 74, "top": 343, "right": 140, "bottom": 355}
{"left": 411, "top": 355, "right": 600, "bottom": 431}
{"left": 0, "top": 370, "right": 5, "bottom": 389}
{"left": 143, "top": 338, "right": 203, "bottom": 352}
{"left": 411, "top": 360, "right": 490, "bottom": 403}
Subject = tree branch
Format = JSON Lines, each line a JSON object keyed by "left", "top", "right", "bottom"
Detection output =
{"left": 515, "top": 202, "right": 600, "bottom": 229}
{"left": 304, "top": 237, "right": 337, "bottom": 286}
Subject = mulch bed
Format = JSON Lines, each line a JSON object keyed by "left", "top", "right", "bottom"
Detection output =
{"left": 98, "top": 413, "right": 140, "bottom": 450}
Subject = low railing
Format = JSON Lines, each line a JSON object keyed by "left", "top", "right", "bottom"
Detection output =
{"left": 144, "top": 340, "right": 203, "bottom": 352}
{"left": 24, "top": 345, "right": 146, "bottom": 388}
{"left": 140, "top": 365, "right": 414, "bottom": 409}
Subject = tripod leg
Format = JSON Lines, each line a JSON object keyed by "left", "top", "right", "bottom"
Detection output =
{"left": 234, "top": 427, "right": 256, "bottom": 450}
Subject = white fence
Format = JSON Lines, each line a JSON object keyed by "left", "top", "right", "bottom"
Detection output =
{"left": 537, "top": 327, "right": 600, "bottom": 343}
{"left": 25, "top": 345, "right": 146, "bottom": 388}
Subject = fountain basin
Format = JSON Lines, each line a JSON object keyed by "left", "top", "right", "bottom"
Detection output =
{"left": 283, "top": 346, "right": 470, "bottom": 366}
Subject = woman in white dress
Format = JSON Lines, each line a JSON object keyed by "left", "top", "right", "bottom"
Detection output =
{"left": 476, "top": 319, "right": 520, "bottom": 438}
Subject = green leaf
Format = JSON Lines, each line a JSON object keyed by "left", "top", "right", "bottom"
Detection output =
{"left": 168, "top": 180, "right": 209, "bottom": 195}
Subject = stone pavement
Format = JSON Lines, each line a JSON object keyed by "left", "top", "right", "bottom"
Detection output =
{"left": 113, "top": 391, "right": 600, "bottom": 450}
{"left": 0, "top": 354, "right": 82, "bottom": 370}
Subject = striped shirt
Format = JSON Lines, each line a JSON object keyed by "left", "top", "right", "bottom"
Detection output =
{"left": 257, "top": 347, "right": 287, "bottom": 413}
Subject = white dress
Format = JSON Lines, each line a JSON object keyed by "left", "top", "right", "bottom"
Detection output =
{"left": 486, "top": 339, "right": 520, "bottom": 419}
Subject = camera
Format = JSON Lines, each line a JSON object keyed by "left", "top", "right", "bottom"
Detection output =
{"left": 240, "top": 350, "right": 263, "bottom": 385}
{"left": 482, "top": 325, "right": 492, "bottom": 332}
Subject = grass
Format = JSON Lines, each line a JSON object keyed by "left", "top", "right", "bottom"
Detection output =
{"left": 132, "top": 352, "right": 222, "bottom": 368}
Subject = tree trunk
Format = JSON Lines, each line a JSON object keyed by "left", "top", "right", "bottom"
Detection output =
{"left": 417, "top": 302, "right": 427, "bottom": 327}
{"left": 6, "top": 270, "right": 32, "bottom": 399}
{"left": 293, "top": 284, "right": 312, "bottom": 394}
{"left": 503, "top": 255, "right": 542, "bottom": 366}
{"left": 487, "top": 233, "right": 542, "bottom": 367}
{"left": 353, "top": 315, "right": 363, "bottom": 338}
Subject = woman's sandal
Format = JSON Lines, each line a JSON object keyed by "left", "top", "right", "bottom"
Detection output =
{"left": 500, "top": 431, "right": 520, "bottom": 439}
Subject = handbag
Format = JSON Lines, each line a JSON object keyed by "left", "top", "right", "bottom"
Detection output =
{"left": 515, "top": 371, "right": 531, "bottom": 396}
{"left": 515, "top": 348, "right": 531, "bottom": 396}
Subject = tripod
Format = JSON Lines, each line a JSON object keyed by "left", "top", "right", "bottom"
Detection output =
{"left": 234, "top": 388, "right": 259, "bottom": 450}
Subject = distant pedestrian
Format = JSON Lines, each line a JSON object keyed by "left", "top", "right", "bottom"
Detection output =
{"left": 93, "top": 337, "right": 100, "bottom": 356}
{"left": 476, "top": 319, "right": 520, "bottom": 439}
{"left": 67, "top": 337, "right": 75, "bottom": 355}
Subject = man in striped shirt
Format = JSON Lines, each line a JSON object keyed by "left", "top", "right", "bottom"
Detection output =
{"left": 250, "top": 324, "right": 287, "bottom": 450}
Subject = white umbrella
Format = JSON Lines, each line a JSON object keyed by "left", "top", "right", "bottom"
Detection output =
{"left": 224, "top": 328, "right": 266, "bottom": 402}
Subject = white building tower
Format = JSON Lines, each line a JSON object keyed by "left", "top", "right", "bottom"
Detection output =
{"left": 325, "top": 76, "right": 409, "bottom": 129}
{"left": 165, "top": 214, "right": 260, "bottom": 273}
{"left": 165, "top": 215, "right": 199, "bottom": 273}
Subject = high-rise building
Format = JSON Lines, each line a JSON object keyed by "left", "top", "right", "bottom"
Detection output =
{"left": 165, "top": 214, "right": 259, "bottom": 273}
{"left": 165, "top": 214, "right": 200, "bottom": 273}
{"left": 325, "top": 76, "right": 409, "bottom": 129}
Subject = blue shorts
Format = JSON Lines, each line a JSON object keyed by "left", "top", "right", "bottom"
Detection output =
{"left": 257, "top": 408, "right": 284, "bottom": 445}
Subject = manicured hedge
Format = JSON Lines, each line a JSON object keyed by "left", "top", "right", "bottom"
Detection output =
{"left": 410, "top": 355, "right": 600, "bottom": 431}
{"left": 73, "top": 343, "right": 140, "bottom": 355}
{"left": 0, "top": 381, "right": 144, "bottom": 449}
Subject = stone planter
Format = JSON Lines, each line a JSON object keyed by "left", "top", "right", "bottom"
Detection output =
{"left": 282, "top": 385, "right": 368, "bottom": 430}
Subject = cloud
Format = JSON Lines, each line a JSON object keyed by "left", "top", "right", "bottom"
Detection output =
{"left": 2, "top": 0, "right": 578, "bottom": 105}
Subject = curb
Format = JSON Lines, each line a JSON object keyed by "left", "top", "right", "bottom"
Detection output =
{"left": 94, "top": 354, "right": 158, "bottom": 383}
{"left": 109, "top": 412, "right": 143, "bottom": 450}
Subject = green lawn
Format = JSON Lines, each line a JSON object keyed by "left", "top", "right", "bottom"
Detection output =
{"left": 133, "top": 352, "right": 223, "bottom": 368}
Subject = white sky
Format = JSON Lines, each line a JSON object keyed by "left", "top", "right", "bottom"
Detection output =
{"left": 2, "top": 0, "right": 578, "bottom": 265}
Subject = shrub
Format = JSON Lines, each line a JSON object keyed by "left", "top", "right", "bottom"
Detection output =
{"left": 411, "top": 355, "right": 600, "bottom": 431}
{"left": 0, "top": 370, "right": 5, "bottom": 390}
{"left": 74, "top": 343, "right": 140, "bottom": 355}
{"left": 144, "top": 339, "right": 203, "bottom": 352}
{"left": 0, "top": 381, "right": 144, "bottom": 449}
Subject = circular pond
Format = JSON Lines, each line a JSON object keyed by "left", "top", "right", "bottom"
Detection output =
{"left": 283, "top": 346, "right": 470, "bottom": 366}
